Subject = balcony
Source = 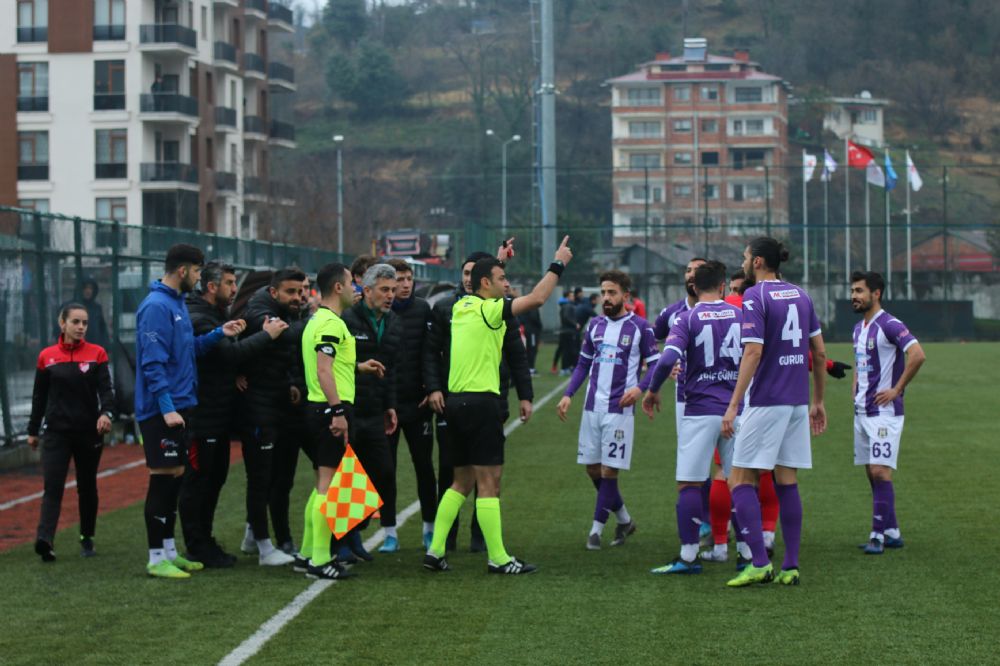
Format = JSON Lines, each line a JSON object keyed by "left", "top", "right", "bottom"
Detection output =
{"left": 140, "top": 93, "right": 199, "bottom": 122}
{"left": 17, "top": 96, "right": 48, "bottom": 112}
{"left": 243, "top": 53, "right": 266, "bottom": 79}
{"left": 244, "top": 115, "right": 268, "bottom": 140}
{"left": 213, "top": 41, "right": 238, "bottom": 70}
{"left": 94, "top": 93, "right": 126, "bottom": 111}
{"left": 213, "top": 0, "right": 239, "bottom": 6}
{"left": 268, "top": 61, "right": 296, "bottom": 91}
{"left": 269, "top": 180, "right": 296, "bottom": 203}
{"left": 96, "top": 163, "right": 127, "bottom": 179}
{"left": 215, "top": 171, "right": 237, "bottom": 193}
{"left": 139, "top": 24, "right": 197, "bottom": 54}
{"left": 93, "top": 24, "right": 126, "bottom": 40}
{"left": 244, "top": 176, "right": 266, "bottom": 200}
{"left": 268, "top": 119, "right": 296, "bottom": 148}
{"left": 244, "top": 0, "right": 267, "bottom": 20}
{"left": 17, "top": 27, "right": 48, "bottom": 43}
{"left": 141, "top": 162, "right": 198, "bottom": 186}
{"left": 215, "top": 106, "right": 237, "bottom": 131}
{"left": 18, "top": 165, "right": 49, "bottom": 181}
{"left": 268, "top": 3, "right": 294, "bottom": 33}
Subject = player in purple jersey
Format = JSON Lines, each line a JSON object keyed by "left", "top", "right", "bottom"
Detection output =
{"left": 557, "top": 270, "right": 659, "bottom": 550}
{"left": 640, "top": 261, "right": 742, "bottom": 574}
{"left": 850, "top": 271, "right": 925, "bottom": 555}
{"left": 722, "top": 238, "right": 827, "bottom": 587}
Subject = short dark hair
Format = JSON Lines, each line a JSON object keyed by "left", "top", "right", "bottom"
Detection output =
{"left": 463, "top": 251, "right": 493, "bottom": 269}
{"left": 689, "top": 257, "right": 708, "bottom": 265}
{"left": 201, "top": 261, "right": 235, "bottom": 290}
{"left": 573, "top": 286, "right": 584, "bottom": 296}
{"left": 851, "top": 270, "right": 885, "bottom": 299}
{"left": 316, "top": 262, "right": 350, "bottom": 297}
{"left": 165, "top": 244, "right": 204, "bottom": 273}
{"left": 471, "top": 257, "right": 503, "bottom": 292}
{"left": 730, "top": 272, "right": 745, "bottom": 282}
{"left": 694, "top": 260, "right": 727, "bottom": 293}
{"left": 270, "top": 267, "right": 306, "bottom": 289}
{"left": 599, "top": 269, "right": 632, "bottom": 293}
{"left": 59, "top": 302, "right": 88, "bottom": 322}
{"left": 386, "top": 258, "right": 412, "bottom": 274}
{"left": 747, "top": 237, "right": 790, "bottom": 272}
{"left": 350, "top": 255, "right": 376, "bottom": 279}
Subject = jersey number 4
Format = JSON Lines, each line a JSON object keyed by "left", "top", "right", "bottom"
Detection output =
{"left": 694, "top": 323, "right": 741, "bottom": 368}
{"left": 781, "top": 306, "right": 803, "bottom": 347}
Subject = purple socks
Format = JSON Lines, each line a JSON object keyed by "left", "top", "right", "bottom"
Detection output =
{"left": 593, "top": 478, "right": 624, "bottom": 523}
{"left": 775, "top": 483, "right": 802, "bottom": 570}
{"left": 732, "top": 484, "right": 769, "bottom": 567}
{"left": 676, "top": 486, "right": 702, "bottom": 545}
{"left": 872, "top": 479, "right": 896, "bottom": 533}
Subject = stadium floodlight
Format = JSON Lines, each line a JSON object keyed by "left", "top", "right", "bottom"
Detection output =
{"left": 486, "top": 130, "right": 521, "bottom": 235}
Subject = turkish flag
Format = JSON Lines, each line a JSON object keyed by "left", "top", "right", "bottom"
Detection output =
{"left": 847, "top": 140, "right": 875, "bottom": 169}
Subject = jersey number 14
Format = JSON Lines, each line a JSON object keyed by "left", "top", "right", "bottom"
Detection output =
{"left": 694, "top": 323, "right": 741, "bottom": 368}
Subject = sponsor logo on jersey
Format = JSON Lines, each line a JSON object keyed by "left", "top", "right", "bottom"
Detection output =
{"left": 697, "top": 309, "right": 736, "bottom": 320}
{"left": 769, "top": 289, "right": 801, "bottom": 300}
{"left": 778, "top": 354, "right": 805, "bottom": 366}
{"left": 78, "top": 362, "right": 90, "bottom": 373}
{"left": 743, "top": 299, "right": 755, "bottom": 311}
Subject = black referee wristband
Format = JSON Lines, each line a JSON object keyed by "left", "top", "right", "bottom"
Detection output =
{"left": 327, "top": 404, "right": 346, "bottom": 417}
{"left": 547, "top": 261, "right": 565, "bottom": 277}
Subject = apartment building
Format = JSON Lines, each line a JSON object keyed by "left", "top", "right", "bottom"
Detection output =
{"left": 0, "top": 0, "right": 296, "bottom": 244}
{"left": 606, "top": 38, "right": 789, "bottom": 244}
{"left": 822, "top": 91, "right": 889, "bottom": 148}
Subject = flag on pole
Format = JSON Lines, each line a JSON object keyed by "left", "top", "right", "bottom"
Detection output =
{"left": 847, "top": 140, "right": 876, "bottom": 168}
{"left": 803, "top": 152, "right": 818, "bottom": 182}
{"left": 885, "top": 151, "right": 898, "bottom": 191}
{"left": 322, "top": 443, "right": 383, "bottom": 538}
{"left": 906, "top": 151, "right": 923, "bottom": 191}
{"left": 821, "top": 149, "right": 837, "bottom": 181}
{"left": 866, "top": 162, "right": 885, "bottom": 187}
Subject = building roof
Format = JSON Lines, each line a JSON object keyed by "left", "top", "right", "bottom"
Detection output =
{"left": 606, "top": 52, "right": 784, "bottom": 86}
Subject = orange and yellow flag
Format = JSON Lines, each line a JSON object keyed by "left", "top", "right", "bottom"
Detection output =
{"left": 321, "top": 444, "right": 382, "bottom": 539}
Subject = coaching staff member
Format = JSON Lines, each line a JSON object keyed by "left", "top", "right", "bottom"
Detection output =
{"left": 423, "top": 236, "right": 573, "bottom": 575}
{"left": 179, "top": 262, "right": 287, "bottom": 567}
{"left": 135, "top": 244, "right": 243, "bottom": 579}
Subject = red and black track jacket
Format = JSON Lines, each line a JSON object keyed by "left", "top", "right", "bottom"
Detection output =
{"left": 28, "top": 337, "right": 115, "bottom": 437}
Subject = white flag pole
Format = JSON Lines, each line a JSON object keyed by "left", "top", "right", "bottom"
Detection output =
{"left": 884, "top": 148, "right": 891, "bottom": 299}
{"left": 802, "top": 149, "right": 809, "bottom": 286}
{"left": 865, "top": 174, "right": 871, "bottom": 269}
{"left": 906, "top": 151, "right": 913, "bottom": 299}
{"left": 844, "top": 138, "right": 851, "bottom": 286}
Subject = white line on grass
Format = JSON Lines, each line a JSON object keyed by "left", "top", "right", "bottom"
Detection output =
{"left": 218, "top": 379, "right": 570, "bottom": 666}
{"left": 0, "top": 457, "right": 146, "bottom": 512}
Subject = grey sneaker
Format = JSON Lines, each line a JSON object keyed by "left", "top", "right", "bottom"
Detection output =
{"left": 610, "top": 520, "right": 636, "bottom": 546}
{"left": 586, "top": 533, "right": 601, "bottom": 550}
{"left": 240, "top": 524, "right": 257, "bottom": 554}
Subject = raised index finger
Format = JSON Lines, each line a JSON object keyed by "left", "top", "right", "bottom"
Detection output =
{"left": 559, "top": 235, "right": 569, "bottom": 248}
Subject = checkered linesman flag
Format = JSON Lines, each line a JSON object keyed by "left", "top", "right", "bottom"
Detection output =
{"left": 321, "top": 443, "right": 383, "bottom": 538}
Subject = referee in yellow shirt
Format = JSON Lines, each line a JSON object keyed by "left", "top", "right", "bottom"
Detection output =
{"left": 424, "top": 236, "right": 573, "bottom": 574}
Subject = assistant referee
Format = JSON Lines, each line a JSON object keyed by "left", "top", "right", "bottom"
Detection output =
{"left": 423, "top": 236, "right": 573, "bottom": 575}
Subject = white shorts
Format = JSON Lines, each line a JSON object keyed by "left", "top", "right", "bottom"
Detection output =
{"left": 854, "top": 414, "right": 904, "bottom": 469}
{"left": 674, "top": 402, "right": 684, "bottom": 441}
{"left": 577, "top": 411, "right": 634, "bottom": 470}
{"left": 676, "top": 414, "right": 734, "bottom": 482}
{"left": 733, "top": 405, "right": 812, "bottom": 471}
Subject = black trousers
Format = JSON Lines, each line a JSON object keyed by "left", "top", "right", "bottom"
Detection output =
{"left": 37, "top": 431, "right": 103, "bottom": 543}
{"left": 385, "top": 406, "right": 437, "bottom": 526}
{"left": 525, "top": 332, "right": 539, "bottom": 371}
{"left": 269, "top": 418, "right": 307, "bottom": 546}
{"left": 351, "top": 413, "right": 395, "bottom": 532}
{"left": 178, "top": 433, "right": 230, "bottom": 553}
{"left": 241, "top": 425, "right": 276, "bottom": 540}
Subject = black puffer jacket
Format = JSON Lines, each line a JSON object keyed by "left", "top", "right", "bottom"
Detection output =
{"left": 186, "top": 292, "right": 276, "bottom": 436}
{"left": 238, "top": 287, "right": 300, "bottom": 427}
{"left": 341, "top": 301, "right": 403, "bottom": 418}
{"left": 423, "top": 291, "right": 533, "bottom": 403}
{"left": 390, "top": 295, "right": 432, "bottom": 411}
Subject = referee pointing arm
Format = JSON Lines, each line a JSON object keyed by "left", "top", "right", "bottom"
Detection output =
{"left": 423, "top": 236, "right": 573, "bottom": 575}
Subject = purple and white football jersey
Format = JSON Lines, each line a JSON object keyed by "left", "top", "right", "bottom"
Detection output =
{"left": 740, "top": 280, "right": 822, "bottom": 407}
{"left": 653, "top": 298, "right": 693, "bottom": 403}
{"left": 564, "top": 312, "right": 659, "bottom": 415}
{"left": 853, "top": 310, "right": 918, "bottom": 417}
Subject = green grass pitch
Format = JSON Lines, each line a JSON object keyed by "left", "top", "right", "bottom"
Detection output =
{"left": 2, "top": 343, "right": 998, "bottom": 664}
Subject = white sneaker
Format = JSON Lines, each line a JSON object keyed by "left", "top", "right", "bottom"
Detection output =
{"left": 259, "top": 549, "right": 295, "bottom": 566}
{"left": 241, "top": 524, "right": 258, "bottom": 554}
{"left": 699, "top": 549, "right": 728, "bottom": 563}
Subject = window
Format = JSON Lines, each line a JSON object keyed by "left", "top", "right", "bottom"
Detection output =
{"left": 95, "top": 197, "right": 128, "bottom": 248}
{"left": 700, "top": 119, "right": 718, "bottom": 133}
{"left": 746, "top": 119, "right": 765, "bottom": 135}
{"left": 703, "top": 184, "right": 719, "bottom": 199}
{"left": 629, "top": 217, "right": 645, "bottom": 232}
{"left": 729, "top": 215, "right": 766, "bottom": 236}
{"left": 732, "top": 182, "right": 767, "bottom": 201}
{"left": 700, "top": 86, "right": 718, "bottom": 101}
{"left": 96, "top": 129, "right": 127, "bottom": 178}
{"left": 829, "top": 109, "right": 841, "bottom": 123}
{"left": 626, "top": 88, "right": 660, "bottom": 106}
{"left": 17, "top": 62, "right": 48, "bottom": 112}
{"left": 17, "top": 0, "right": 48, "bottom": 42}
{"left": 673, "top": 152, "right": 692, "bottom": 165}
{"left": 628, "top": 121, "right": 661, "bottom": 138}
{"left": 702, "top": 215, "right": 720, "bottom": 230}
{"left": 674, "top": 86, "right": 691, "bottom": 102}
{"left": 672, "top": 119, "right": 692, "bottom": 133}
{"left": 862, "top": 109, "right": 878, "bottom": 123}
{"left": 673, "top": 184, "right": 693, "bottom": 197}
{"left": 18, "top": 199, "right": 50, "bottom": 246}
{"left": 734, "top": 87, "right": 763, "bottom": 103}
{"left": 628, "top": 153, "right": 661, "bottom": 169}
{"left": 732, "top": 149, "right": 766, "bottom": 169}
{"left": 18, "top": 131, "right": 49, "bottom": 180}
{"left": 94, "top": 0, "right": 125, "bottom": 39}
{"left": 701, "top": 151, "right": 719, "bottom": 166}
{"left": 201, "top": 6, "right": 208, "bottom": 39}
{"left": 631, "top": 185, "right": 662, "bottom": 203}
{"left": 94, "top": 60, "right": 126, "bottom": 110}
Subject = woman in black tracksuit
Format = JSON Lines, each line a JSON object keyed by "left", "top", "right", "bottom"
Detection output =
{"left": 27, "top": 303, "right": 114, "bottom": 562}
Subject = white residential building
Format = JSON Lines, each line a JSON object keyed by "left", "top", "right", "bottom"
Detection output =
{"left": 822, "top": 91, "right": 888, "bottom": 148}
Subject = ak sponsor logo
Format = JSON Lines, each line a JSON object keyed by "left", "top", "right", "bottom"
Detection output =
{"left": 769, "top": 289, "right": 801, "bottom": 300}
{"left": 697, "top": 309, "right": 736, "bottom": 321}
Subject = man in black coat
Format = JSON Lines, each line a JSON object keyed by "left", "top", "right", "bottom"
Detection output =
{"left": 340, "top": 263, "right": 403, "bottom": 562}
{"left": 178, "top": 262, "right": 287, "bottom": 567}
{"left": 236, "top": 267, "right": 305, "bottom": 566}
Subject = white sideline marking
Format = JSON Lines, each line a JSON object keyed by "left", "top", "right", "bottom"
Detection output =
{"left": 0, "top": 457, "right": 146, "bottom": 512}
{"left": 218, "top": 379, "right": 570, "bottom": 666}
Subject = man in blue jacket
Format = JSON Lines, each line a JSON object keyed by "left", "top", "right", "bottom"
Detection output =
{"left": 136, "top": 244, "right": 244, "bottom": 579}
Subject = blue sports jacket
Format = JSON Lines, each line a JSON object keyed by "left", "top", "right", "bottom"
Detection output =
{"left": 134, "top": 280, "right": 224, "bottom": 421}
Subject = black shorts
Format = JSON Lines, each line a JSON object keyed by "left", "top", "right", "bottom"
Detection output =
{"left": 139, "top": 412, "right": 190, "bottom": 469}
{"left": 445, "top": 392, "right": 506, "bottom": 467}
{"left": 307, "top": 402, "right": 352, "bottom": 469}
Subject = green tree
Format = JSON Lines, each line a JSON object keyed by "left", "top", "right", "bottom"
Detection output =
{"left": 352, "top": 40, "right": 408, "bottom": 116}
{"left": 323, "top": 0, "right": 367, "bottom": 48}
